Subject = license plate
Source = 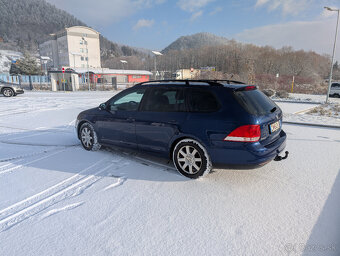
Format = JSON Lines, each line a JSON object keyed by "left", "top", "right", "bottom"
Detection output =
{"left": 270, "top": 121, "right": 280, "bottom": 133}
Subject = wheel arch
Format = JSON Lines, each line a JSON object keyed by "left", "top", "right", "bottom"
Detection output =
{"left": 169, "top": 135, "right": 208, "bottom": 160}
{"left": 1, "top": 87, "right": 14, "bottom": 93}
{"left": 77, "top": 119, "right": 94, "bottom": 139}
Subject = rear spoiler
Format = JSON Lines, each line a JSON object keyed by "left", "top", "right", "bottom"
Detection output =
{"left": 234, "top": 85, "right": 258, "bottom": 92}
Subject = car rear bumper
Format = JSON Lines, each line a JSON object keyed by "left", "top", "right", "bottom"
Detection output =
{"left": 209, "top": 130, "right": 287, "bottom": 168}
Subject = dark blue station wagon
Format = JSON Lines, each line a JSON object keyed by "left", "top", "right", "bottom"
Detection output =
{"left": 76, "top": 80, "right": 287, "bottom": 179}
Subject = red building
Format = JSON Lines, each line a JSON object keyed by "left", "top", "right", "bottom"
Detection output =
{"left": 74, "top": 68, "right": 152, "bottom": 87}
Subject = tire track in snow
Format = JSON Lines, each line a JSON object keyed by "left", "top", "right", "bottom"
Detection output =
{"left": 0, "top": 159, "right": 119, "bottom": 232}
{"left": 0, "top": 158, "right": 106, "bottom": 219}
{"left": 0, "top": 147, "right": 62, "bottom": 163}
{"left": 103, "top": 176, "right": 127, "bottom": 191}
{"left": 0, "top": 148, "right": 67, "bottom": 175}
{"left": 40, "top": 202, "right": 84, "bottom": 220}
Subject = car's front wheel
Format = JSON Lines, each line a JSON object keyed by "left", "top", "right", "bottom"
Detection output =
{"left": 2, "top": 88, "right": 15, "bottom": 97}
{"left": 79, "top": 122, "right": 101, "bottom": 151}
{"left": 173, "top": 139, "right": 212, "bottom": 179}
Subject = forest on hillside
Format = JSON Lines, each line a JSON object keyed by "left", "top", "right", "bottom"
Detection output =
{"left": 0, "top": 0, "right": 143, "bottom": 60}
{"left": 103, "top": 40, "right": 338, "bottom": 94}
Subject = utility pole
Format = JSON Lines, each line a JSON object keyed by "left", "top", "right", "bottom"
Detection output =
{"left": 324, "top": 7, "right": 340, "bottom": 103}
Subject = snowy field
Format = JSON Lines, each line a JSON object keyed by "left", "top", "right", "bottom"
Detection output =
{"left": 0, "top": 91, "right": 339, "bottom": 256}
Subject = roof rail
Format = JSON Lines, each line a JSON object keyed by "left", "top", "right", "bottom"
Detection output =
{"left": 209, "top": 80, "right": 245, "bottom": 85}
{"left": 135, "top": 79, "right": 245, "bottom": 87}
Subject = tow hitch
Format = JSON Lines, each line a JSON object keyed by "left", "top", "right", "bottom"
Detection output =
{"left": 274, "top": 151, "right": 289, "bottom": 161}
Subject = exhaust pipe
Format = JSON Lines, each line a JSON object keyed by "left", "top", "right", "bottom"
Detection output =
{"left": 274, "top": 151, "right": 289, "bottom": 161}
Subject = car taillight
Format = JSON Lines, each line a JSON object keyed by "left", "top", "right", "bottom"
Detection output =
{"left": 235, "top": 85, "right": 257, "bottom": 92}
{"left": 244, "top": 85, "right": 256, "bottom": 91}
{"left": 224, "top": 125, "right": 261, "bottom": 142}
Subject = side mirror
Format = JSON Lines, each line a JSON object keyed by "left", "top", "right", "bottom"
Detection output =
{"left": 99, "top": 103, "right": 106, "bottom": 110}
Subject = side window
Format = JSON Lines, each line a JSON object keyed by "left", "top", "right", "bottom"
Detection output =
{"left": 189, "top": 89, "right": 220, "bottom": 113}
{"left": 141, "top": 88, "right": 186, "bottom": 112}
{"left": 109, "top": 88, "right": 145, "bottom": 111}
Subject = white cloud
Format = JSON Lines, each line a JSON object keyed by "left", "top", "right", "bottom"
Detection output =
{"left": 45, "top": 0, "right": 165, "bottom": 25}
{"left": 210, "top": 7, "right": 223, "bottom": 15}
{"left": 234, "top": 18, "right": 340, "bottom": 61}
{"left": 255, "top": 0, "right": 311, "bottom": 15}
{"left": 190, "top": 11, "right": 203, "bottom": 21}
{"left": 133, "top": 19, "right": 155, "bottom": 30}
{"left": 177, "top": 0, "right": 214, "bottom": 13}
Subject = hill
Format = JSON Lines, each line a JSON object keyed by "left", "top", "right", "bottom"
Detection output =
{"left": 162, "top": 32, "right": 230, "bottom": 53}
{"left": 0, "top": 0, "right": 141, "bottom": 59}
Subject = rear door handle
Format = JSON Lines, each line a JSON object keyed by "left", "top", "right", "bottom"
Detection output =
{"left": 151, "top": 122, "right": 163, "bottom": 126}
{"left": 168, "top": 120, "right": 179, "bottom": 125}
{"left": 127, "top": 118, "right": 135, "bottom": 122}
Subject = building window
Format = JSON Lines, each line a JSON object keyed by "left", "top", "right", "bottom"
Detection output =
{"left": 85, "top": 57, "right": 88, "bottom": 61}
{"left": 80, "top": 40, "right": 83, "bottom": 45}
{"left": 80, "top": 48, "right": 84, "bottom": 53}
{"left": 82, "top": 33, "right": 88, "bottom": 37}
{"left": 81, "top": 57, "right": 84, "bottom": 61}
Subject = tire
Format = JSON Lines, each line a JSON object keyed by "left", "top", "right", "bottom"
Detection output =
{"left": 173, "top": 139, "right": 212, "bottom": 179}
{"left": 2, "top": 88, "right": 14, "bottom": 97}
{"left": 79, "top": 122, "right": 101, "bottom": 151}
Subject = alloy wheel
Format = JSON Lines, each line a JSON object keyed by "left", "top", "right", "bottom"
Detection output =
{"left": 3, "top": 89, "right": 13, "bottom": 97}
{"left": 81, "top": 127, "right": 93, "bottom": 148}
{"left": 177, "top": 145, "right": 202, "bottom": 174}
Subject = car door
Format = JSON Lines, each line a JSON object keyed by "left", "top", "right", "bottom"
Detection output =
{"left": 96, "top": 87, "right": 146, "bottom": 149}
{"left": 135, "top": 86, "right": 188, "bottom": 154}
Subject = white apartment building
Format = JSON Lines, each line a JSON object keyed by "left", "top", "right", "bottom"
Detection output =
{"left": 39, "top": 26, "right": 101, "bottom": 69}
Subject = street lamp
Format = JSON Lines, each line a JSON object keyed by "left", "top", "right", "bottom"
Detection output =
{"left": 152, "top": 50, "right": 163, "bottom": 80}
{"left": 324, "top": 6, "right": 340, "bottom": 103}
{"left": 82, "top": 37, "right": 90, "bottom": 91}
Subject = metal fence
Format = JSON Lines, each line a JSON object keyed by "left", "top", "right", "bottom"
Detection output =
{"left": 0, "top": 73, "right": 51, "bottom": 90}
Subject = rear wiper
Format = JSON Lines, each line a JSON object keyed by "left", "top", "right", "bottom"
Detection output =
{"left": 270, "top": 107, "right": 277, "bottom": 113}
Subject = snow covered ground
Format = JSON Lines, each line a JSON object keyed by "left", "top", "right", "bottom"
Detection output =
{"left": 275, "top": 97, "right": 340, "bottom": 127}
{"left": 0, "top": 91, "right": 339, "bottom": 256}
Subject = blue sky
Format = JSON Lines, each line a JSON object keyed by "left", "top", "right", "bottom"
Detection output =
{"left": 46, "top": 0, "right": 340, "bottom": 59}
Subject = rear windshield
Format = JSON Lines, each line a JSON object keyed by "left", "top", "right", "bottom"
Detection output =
{"left": 233, "top": 90, "right": 278, "bottom": 116}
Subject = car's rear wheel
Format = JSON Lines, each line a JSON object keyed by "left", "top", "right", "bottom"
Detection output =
{"left": 2, "top": 88, "right": 14, "bottom": 97}
{"left": 79, "top": 122, "right": 101, "bottom": 151}
{"left": 173, "top": 139, "right": 212, "bottom": 179}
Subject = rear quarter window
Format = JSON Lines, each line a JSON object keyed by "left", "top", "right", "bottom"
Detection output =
{"left": 234, "top": 90, "right": 278, "bottom": 116}
{"left": 188, "top": 89, "right": 220, "bottom": 113}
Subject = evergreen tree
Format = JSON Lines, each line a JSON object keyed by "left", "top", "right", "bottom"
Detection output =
{"left": 16, "top": 52, "right": 41, "bottom": 75}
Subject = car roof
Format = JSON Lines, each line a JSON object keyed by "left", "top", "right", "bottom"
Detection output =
{"left": 134, "top": 79, "right": 249, "bottom": 90}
